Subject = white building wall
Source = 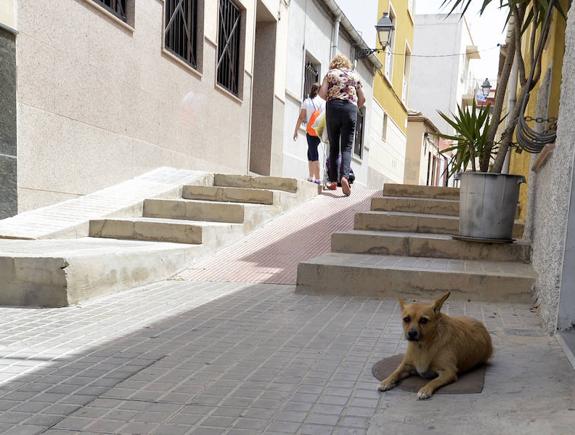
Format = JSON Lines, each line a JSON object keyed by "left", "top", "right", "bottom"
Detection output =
{"left": 0, "top": 0, "right": 16, "bottom": 28}
{"left": 409, "top": 14, "right": 478, "bottom": 135}
{"left": 367, "top": 99, "right": 406, "bottom": 185}
{"left": 282, "top": 0, "right": 376, "bottom": 187}
{"left": 16, "top": 0, "right": 264, "bottom": 211}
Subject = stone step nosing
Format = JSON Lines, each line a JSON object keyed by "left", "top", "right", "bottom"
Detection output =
{"left": 371, "top": 197, "right": 460, "bottom": 216}
{"left": 89, "top": 218, "right": 205, "bottom": 245}
{"left": 331, "top": 231, "right": 532, "bottom": 263}
{"left": 182, "top": 185, "right": 275, "bottom": 205}
{"left": 382, "top": 184, "right": 460, "bottom": 200}
{"left": 142, "top": 198, "right": 246, "bottom": 224}
{"left": 296, "top": 260, "right": 535, "bottom": 303}
{"left": 214, "top": 174, "right": 299, "bottom": 193}
{"left": 354, "top": 212, "right": 525, "bottom": 238}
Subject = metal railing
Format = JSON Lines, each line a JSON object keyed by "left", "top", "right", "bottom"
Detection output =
{"left": 92, "top": 0, "right": 128, "bottom": 22}
{"left": 165, "top": 0, "right": 199, "bottom": 68}
{"left": 217, "top": 0, "right": 242, "bottom": 95}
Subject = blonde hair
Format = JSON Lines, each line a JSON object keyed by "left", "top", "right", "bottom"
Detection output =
{"left": 329, "top": 54, "right": 352, "bottom": 70}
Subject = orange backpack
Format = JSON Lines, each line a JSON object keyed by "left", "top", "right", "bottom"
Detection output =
{"left": 306, "top": 100, "right": 321, "bottom": 137}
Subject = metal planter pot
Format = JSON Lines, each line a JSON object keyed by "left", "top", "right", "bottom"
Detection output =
{"left": 458, "top": 172, "right": 525, "bottom": 242}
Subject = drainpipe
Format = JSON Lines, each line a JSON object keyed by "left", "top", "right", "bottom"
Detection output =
{"left": 246, "top": 2, "right": 258, "bottom": 175}
{"left": 331, "top": 14, "right": 341, "bottom": 59}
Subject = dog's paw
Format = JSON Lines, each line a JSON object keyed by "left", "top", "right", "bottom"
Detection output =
{"left": 416, "top": 388, "right": 433, "bottom": 400}
{"left": 378, "top": 381, "right": 396, "bottom": 392}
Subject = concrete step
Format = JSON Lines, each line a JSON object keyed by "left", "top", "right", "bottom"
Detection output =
{"left": 383, "top": 184, "right": 460, "bottom": 200}
{"left": 0, "top": 238, "right": 202, "bottom": 307}
{"left": 332, "top": 230, "right": 531, "bottom": 263}
{"left": 182, "top": 185, "right": 274, "bottom": 205}
{"left": 296, "top": 253, "right": 536, "bottom": 303}
{"left": 0, "top": 168, "right": 212, "bottom": 240}
{"left": 89, "top": 217, "right": 243, "bottom": 245}
{"left": 143, "top": 198, "right": 246, "bottom": 223}
{"left": 371, "top": 196, "right": 459, "bottom": 216}
{"left": 355, "top": 211, "right": 525, "bottom": 239}
{"left": 214, "top": 174, "right": 298, "bottom": 193}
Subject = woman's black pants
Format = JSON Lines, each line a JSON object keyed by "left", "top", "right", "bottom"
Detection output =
{"left": 326, "top": 99, "right": 357, "bottom": 183}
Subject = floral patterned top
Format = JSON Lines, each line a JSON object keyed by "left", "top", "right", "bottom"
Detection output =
{"left": 325, "top": 68, "right": 363, "bottom": 105}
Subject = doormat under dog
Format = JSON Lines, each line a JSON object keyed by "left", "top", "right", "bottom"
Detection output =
{"left": 372, "top": 354, "right": 487, "bottom": 394}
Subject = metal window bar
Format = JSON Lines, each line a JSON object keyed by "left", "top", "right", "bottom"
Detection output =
{"left": 303, "top": 62, "right": 319, "bottom": 99}
{"left": 92, "top": 0, "right": 128, "bottom": 22}
{"left": 354, "top": 108, "right": 365, "bottom": 159}
{"left": 217, "top": 0, "right": 241, "bottom": 95}
{"left": 165, "top": 0, "right": 198, "bottom": 68}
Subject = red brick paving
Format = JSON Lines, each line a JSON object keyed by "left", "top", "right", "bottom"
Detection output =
{"left": 177, "top": 187, "right": 377, "bottom": 284}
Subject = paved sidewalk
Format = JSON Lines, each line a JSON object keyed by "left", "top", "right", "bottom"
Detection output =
{"left": 177, "top": 188, "right": 376, "bottom": 284}
{"left": 0, "top": 280, "right": 572, "bottom": 434}
{"left": 0, "top": 187, "right": 573, "bottom": 434}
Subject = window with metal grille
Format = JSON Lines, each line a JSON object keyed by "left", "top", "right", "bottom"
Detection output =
{"left": 217, "top": 0, "right": 242, "bottom": 95}
{"left": 164, "top": 0, "right": 199, "bottom": 68}
{"left": 303, "top": 60, "right": 320, "bottom": 100}
{"left": 92, "top": 0, "right": 128, "bottom": 22}
{"left": 354, "top": 107, "right": 366, "bottom": 159}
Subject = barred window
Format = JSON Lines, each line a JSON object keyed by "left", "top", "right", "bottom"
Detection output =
{"left": 164, "top": 0, "right": 199, "bottom": 68}
{"left": 217, "top": 0, "right": 242, "bottom": 95}
{"left": 354, "top": 107, "right": 366, "bottom": 159}
{"left": 303, "top": 60, "right": 320, "bottom": 100}
{"left": 92, "top": 0, "right": 128, "bottom": 22}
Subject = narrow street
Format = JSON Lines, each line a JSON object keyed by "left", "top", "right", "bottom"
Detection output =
{"left": 0, "top": 191, "right": 572, "bottom": 435}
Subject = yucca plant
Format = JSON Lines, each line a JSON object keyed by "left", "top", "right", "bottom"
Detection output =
{"left": 441, "top": 0, "right": 569, "bottom": 173}
{"left": 438, "top": 101, "right": 498, "bottom": 177}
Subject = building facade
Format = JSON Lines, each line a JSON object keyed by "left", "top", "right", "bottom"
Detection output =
{"left": 0, "top": 0, "right": 17, "bottom": 219}
{"left": 369, "top": 0, "right": 415, "bottom": 186}
{"left": 8, "top": 0, "right": 293, "bottom": 213}
{"left": 409, "top": 13, "right": 480, "bottom": 135}
{"left": 0, "top": 0, "right": 385, "bottom": 215}
{"left": 405, "top": 111, "right": 447, "bottom": 186}
{"left": 504, "top": 0, "right": 570, "bottom": 337}
{"left": 282, "top": 0, "right": 381, "bottom": 188}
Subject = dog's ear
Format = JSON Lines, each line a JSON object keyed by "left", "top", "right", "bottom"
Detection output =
{"left": 432, "top": 292, "right": 451, "bottom": 313}
{"left": 398, "top": 298, "right": 406, "bottom": 311}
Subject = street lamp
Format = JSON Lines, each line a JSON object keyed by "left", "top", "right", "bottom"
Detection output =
{"left": 481, "top": 78, "right": 492, "bottom": 98}
{"left": 356, "top": 13, "right": 395, "bottom": 59}
{"left": 376, "top": 13, "right": 395, "bottom": 49}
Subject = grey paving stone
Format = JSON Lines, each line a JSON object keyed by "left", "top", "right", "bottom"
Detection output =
{"left": 191, "top": 428, "right": 225, "bottom": 435}
{"left": 84, "top": 419, "right": 126, "bottom": 433}
{"left": 54, "top": 416, "right": 93, "bottom": 431}
{"left": 273, "top": 411, "right": 308, "bottom": 423}
{"left": 300, "top": 423, "right": 335, "bottom": 435}
{"left": 339, "top": 416, "right": 370, "bottom": 429}
{"left": 200, "top": 416, "right": 236, "bottom": 428}
{"left": 232, "top": 417, "right": 268, "bottom": 430}
{"left": 2, "top": 425, "right": 45, "bottom": 435}
{"left": 266, "top": 421, "right": 302, "bottom": 433}
{"left": 0, "top": 281, "right": 569, "bottom": 435}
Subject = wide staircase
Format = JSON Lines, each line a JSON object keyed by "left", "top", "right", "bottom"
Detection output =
{"left": 89, "top": 174, "right": 310, "bottom": 246}
{"left": 297, "top": 184, "right": 536, "bottom": 303}
{"left": 0, "top": 172, "right": 317, "bottom": 307}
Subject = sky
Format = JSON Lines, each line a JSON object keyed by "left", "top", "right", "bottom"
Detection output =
{"left": 336, "top": 0, "right": 508, "bottom": 84}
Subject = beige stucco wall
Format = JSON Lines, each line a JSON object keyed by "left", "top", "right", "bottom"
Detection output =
{"left": 405, "top": 118, "right": 443, "bottom": 186}
{"left": 0, "top": 0, "right": 16, "bottom": 29}
{"left": 16, "top": 0, "right": 262, "bottom": 211}
{"left": 405, "top": 121, "right": 425, "bottom": 185}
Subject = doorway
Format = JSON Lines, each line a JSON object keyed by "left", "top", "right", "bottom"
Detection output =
{"left": 249, "top": 0, "right": 277, "bottom": 175}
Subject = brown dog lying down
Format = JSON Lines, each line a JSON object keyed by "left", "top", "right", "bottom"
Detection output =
{"left": 378, "top": 292, "right": 493, "bottom": 400}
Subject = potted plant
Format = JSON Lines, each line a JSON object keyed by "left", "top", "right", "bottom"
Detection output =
{"left": 438, "top": 102, "right": 524, "bottom": 242}
{"left": 437, "top": 0, "right": 567, "bottom": 242}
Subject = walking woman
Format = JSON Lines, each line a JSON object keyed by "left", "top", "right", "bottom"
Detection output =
{"left": 319, "top": 54, "right": 365, "bottom": 196}
{"left": 293, "top": 83, "right": 325, "bottom": 184}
